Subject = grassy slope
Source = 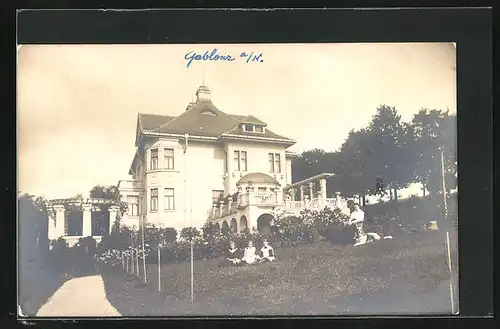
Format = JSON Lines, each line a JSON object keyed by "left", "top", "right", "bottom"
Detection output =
{"left": 101, "top": 231, "right": 458, "bottom": 316}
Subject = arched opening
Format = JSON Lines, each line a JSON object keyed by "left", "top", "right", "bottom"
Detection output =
{"left": 214, "top": 222, "right": 220, "bottom": 231}
{"left": 239, "top": 215, "right": 248, "bottom": 233}
{"left": 221, "top": 220, "right": 230, "bottom": 236}
{"left": 230, "top": 218, "right": 238, "bottom": 233}
{"left": 257, "top": 213, "right": 274, "bottom": 237}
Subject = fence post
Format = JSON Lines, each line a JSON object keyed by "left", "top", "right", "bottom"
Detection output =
{"left": 131, "top": 250, "right": 135, "bottom": 274}
{"left": 136, "top": 248, "right": 140, "bottom": 279}
{"left": 157, "top": 244, "right": 162, "bottom": 292}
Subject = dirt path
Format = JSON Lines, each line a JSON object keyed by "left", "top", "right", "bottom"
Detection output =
{"left": 36, "top": 275, "right": 121, "bottom": 317}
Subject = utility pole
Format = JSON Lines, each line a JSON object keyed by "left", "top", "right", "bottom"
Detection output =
{"left": 441, "top": 150, "right": 456, "bottom": 314}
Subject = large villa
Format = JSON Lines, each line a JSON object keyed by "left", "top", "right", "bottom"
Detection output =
{"left": 45, "top": 85, "right": 347, "bottom": 245}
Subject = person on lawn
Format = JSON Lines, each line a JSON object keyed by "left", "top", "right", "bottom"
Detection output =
{"left": 225, "top": 241, "right": 243, "bottom": 265}
{"left": 259, "top": 239, "right": 275, "bottom": 262}
{"left": 350, "top": 203, "right": 367, "bottom": 246}
{"left": 241, "top": 240, "right": 260, "bottom": 265}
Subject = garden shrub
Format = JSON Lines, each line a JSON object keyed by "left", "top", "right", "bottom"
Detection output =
{"left": 301, "top": 207, "right": 355, "bottom": 245}
{"left": 48, "top": 237, "right": 69, "bottom": 273}
{"left": 270, "top": 209, "right": 319, "bottom": 248}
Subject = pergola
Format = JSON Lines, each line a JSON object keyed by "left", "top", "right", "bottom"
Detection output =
{"left": 46, "top": 197, "right": 121, "bottom": 241}
{"left": 283, "top": 173, "right": 337, "bottom": 202}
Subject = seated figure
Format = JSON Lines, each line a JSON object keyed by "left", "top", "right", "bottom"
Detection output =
{"left": 259, "top": 239, "right": 275, "bottom": 262}
{"left": 241, "top": 240, "right": 260, "bottom": 265}
{"left": 225, "top": 241, "right": 243, "bottom": 265}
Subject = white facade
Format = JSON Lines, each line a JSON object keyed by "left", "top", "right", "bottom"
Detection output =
{"left": 118, "top": 85, "right": 298, "bottom": 232}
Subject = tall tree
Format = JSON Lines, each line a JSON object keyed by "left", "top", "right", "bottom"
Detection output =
{"left": 365, "top": 105, "right": 413, "bottom": 201}
{"left": 410, "top": 109, "right": 457, "bottom": 195}
{"left": 337, "top": 128, "right": 374, "bottom": 199}
{"left": 89, "top": 185, "right": 120, "bottom": 200}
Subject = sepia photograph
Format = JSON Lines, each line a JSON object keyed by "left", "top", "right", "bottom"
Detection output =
{"left": 18, "top": 42, "right": 458, "bottom": 317}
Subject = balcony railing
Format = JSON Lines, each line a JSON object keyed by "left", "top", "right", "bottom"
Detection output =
{"left": 207, "top": 194, "right": 349, "bottom": 221}
{"left": 207, "top": 191, "right": 280, "bottom": 220}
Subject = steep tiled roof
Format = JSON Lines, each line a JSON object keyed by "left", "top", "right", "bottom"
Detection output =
{"left": 151, "top": 100, "right": 240, "bottom": 137}
{"left": 138, "top": 113, "right": 175, "bottom": 131}
{"left": 136, "top": 88, "right": 294, "bottom": 145}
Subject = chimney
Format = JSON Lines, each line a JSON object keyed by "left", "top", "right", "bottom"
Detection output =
{"left": 196, "top": 85, "right": 211, "bottom": 102}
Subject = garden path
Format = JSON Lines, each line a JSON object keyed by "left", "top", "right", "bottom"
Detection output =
{"left": 36, "top": 275, "right": 121, "bottom": 317}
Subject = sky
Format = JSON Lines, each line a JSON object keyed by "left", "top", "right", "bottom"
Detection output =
{"left": 17, "top": 43, "right": 456, "bottom": 199}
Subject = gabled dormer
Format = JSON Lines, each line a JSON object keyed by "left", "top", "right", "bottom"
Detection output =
{"left": 240, "top": 115, "right": 267, "bottom": 134}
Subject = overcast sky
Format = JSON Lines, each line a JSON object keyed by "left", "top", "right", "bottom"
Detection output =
{"left": 18, "top": 43, "right": 456, "bottom": 199}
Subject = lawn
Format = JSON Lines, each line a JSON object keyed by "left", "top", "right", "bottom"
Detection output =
{"left": 100, "top": 230, "right": 459, "bottom": 316}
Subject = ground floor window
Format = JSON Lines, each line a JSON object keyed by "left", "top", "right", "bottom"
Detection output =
{"left": 164, "top": 188, "right": 175, "bottom": 210}
{"left": 150, "top": 189, "right": 158, "bottom": 211}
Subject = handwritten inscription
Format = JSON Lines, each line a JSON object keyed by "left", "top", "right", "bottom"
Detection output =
{"left": 185, "top": 48, "right": 264, "bottom": 68}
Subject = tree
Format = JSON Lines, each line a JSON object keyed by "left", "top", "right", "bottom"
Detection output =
{"left": 336, "top": 128, "right": 374, "bottom": 199}
{"left": 89, "top": 185, "right": 120, "bottom": 200}
{"left": 410, "top": 109, "right": 457, "bottom": 196}
{"left": 364, "top": 105, "right": 414, "bottom": 201}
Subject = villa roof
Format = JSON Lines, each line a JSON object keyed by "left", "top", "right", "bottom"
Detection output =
{"left": 237, "top": 173, "right": 281, "bottom": 186}
{"left": 136, "top": 87, "right": 295, "bottom": 144}
{"left": 138, "top": 113, "right": 176, "bottom": 131}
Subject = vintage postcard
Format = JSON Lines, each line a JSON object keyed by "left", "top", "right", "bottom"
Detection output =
{"left": 18, "top": 42, "right": 458, "bottom": 317}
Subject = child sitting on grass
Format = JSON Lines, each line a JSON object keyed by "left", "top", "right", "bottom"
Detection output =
{"left": 225, "top": 241, "right": 243, "bottom": 265}
{"left": 258, "top": 239, "right": 275, "bottom": 262}
{"left": 241, "top": 240, "right": 260, "bottom": 265}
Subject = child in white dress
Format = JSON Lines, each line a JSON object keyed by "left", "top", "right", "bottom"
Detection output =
{"left": 241, "top": 240, "right": 260, "bottom": 264}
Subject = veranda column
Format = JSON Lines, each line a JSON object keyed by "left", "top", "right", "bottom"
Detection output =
{"left": 219, "top": 200, "right": 224, "bottom": 217}
{"left": 108, "top": 206, "right": 120, "bottom": 233}
{"left": 309, "top": 182, "right": 314, "bottom": 200}
{"left": 290, "top": 188, "right": 296, "bottom": 202}
{"left": 300, "top": 185, "right": 305, "bottom": 203}
{"left": 320, "top": 178, "right": 327, "bottom": 200}
{"left": 53, "top": 205, "right": 65, "bottom": 239}
{"left": 82, "top": 203, "right": 92, "bottom": 237}
{"left": 48, "top": 208, "right": 57, "bottom": 240}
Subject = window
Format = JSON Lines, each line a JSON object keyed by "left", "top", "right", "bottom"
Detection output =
{"left": 164, "top": 188, "right": 175, "bottom": 210}
{"left": 269, "top": 153, "right": 281, "bottom": 173}
{"left": 244, "top": 124, "right": 254, "bottom": 132}
{"left": 254, "top": 125, "right": 264, "bottom": 133}
{"left": 240, "top": 151, "right": 247, "bottom": 171}
{"left": 127, "top": 196, "right": 139, "bottom": 216}
{"left": 258, "top": 187, "right": 267, "bottom": 193}
{"left": 234, "top": 150, "right": 248, "bottom": 171}
{"left": 212, "top": 190, "right": 224, "bottom": 204}
{"left": 150, "top": 189, "right": 158, "bottom": 211}
{"left": 150, "top": 149, "right": 158, "bottom": 170}
{"left": 274, "top": 153, "right": 281, "bottom": 173}
{"left": 201, "top": 110, "right": 216, "bottom": 116}
{"left": 164, "top": 148, "right": 174, "bottom": 169}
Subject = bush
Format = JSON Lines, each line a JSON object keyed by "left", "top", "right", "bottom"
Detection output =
{"left": 180, "top": 227, "right": 202, "bottom": 242}
{"left": 301, "top": 207, "right": 354, "bottom": 244}
{"left": 48, "top": 237, "right": 69, "bottom": 273}
{"left": 270, "top": 209, "right": 319, "bottom": 248}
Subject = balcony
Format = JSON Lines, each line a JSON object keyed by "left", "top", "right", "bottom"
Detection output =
{"left": 207, "top": 191, "right": 280, "bottom": 220}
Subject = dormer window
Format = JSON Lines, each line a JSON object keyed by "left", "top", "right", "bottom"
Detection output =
{"left": 201, "top": 110, "right": 217, "bottom": 116}
{"left": 242, "top": 124, "right": 265, "bottom": 133}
